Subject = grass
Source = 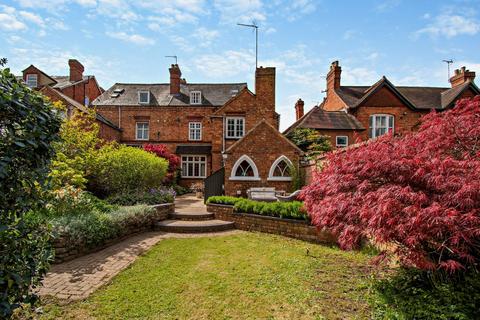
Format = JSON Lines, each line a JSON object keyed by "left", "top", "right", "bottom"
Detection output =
{"left": 41, "top": 232, "right": 374, "bottom": 320}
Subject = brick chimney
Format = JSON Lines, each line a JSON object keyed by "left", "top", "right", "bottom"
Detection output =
{"left": 326, "top": 60, "right": 341, "bottom": 92}
{"left": 255, "top": 66, "right": 276, "bottom": 127}
{"left": 295, "top": 99, "right": 304, "bottom": 120}
{"left": 449, "top": 66, "right": 476, "bottom": 88}
{"left": 68, "top": 59, "right": 84, "bottom": 82}
{"left": 169, "top": 64, "right": 182, "bottom": 94}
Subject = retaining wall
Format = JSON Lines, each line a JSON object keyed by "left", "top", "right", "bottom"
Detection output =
{"left": 53, "top": 203, "right": 174, "bottom": 263}
{"left": 207, "top": 203, "right": 335, "bottom": 244}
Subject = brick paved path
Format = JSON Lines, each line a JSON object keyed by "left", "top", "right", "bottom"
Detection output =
{"left": 38, "top": 195, "right": 241, "bottom": 301}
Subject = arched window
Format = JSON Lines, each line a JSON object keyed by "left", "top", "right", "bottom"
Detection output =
{"left": 268, "top": 156, "right": 293, "bottom": 181}
{"left": 230, "top": 155, "right": 260, "bottom": 180}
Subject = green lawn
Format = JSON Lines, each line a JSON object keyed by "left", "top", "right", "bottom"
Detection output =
{"left": 42, "top": 232, "right": 374, "bottom": 320}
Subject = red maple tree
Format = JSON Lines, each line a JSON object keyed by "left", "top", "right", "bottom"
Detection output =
{"left": 143, "top": 144, "right": 180, "bottom": 183}
{"left": 301, "top": 96, "right": 480, "bottom": 272}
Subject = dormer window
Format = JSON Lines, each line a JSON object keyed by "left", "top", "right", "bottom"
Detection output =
{"left": 190, "top": 91, "right": 201, "bottom": 104}
{"left": 26, "top": 74, "right": 37, "bottom": 88}
{"left": 138, "top": 91, "right": 150, "bottom": 104}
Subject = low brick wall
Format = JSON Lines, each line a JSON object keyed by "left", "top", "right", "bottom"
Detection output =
{"left": 207, "top": 203, "right": 335, "bottom": 244}
{"left": 53, "top": 203, "right": 174, "bottom": 263}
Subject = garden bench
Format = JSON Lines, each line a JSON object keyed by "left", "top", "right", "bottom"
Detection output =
{"left": 247, "top": 187, "right": 282, "bottom": 202}
{"left": 276, "top": 190, "right": 302, "bottom": 202}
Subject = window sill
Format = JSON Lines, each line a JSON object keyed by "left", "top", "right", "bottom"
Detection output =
{"left": 181, "top": 176, "right": 206, "bottom": 179}
{"left": 225, "top": 137, "right": 243, "bottom": 140}
{"left": 229, "top": 177, "right": 261, "bottom": 181}
{"left": 267, "top": 177, "right": 292, "bottom": 181}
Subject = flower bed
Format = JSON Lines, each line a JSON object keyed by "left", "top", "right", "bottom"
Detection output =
{"left": 206, "top": 196, "right": 308, "bottom": 220}
{"left": 50, "top": 203, "right": 174, "bottom": 263}
{"left": 206, "top": 197, "right": 335, "bottom": 244}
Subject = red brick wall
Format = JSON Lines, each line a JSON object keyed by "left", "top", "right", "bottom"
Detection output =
{"left": 97, "top": 121, "right": 121, "bottom": 142}
{"left": 350, "top": 87, "right": 427, "bottom": 140}
{"left": 315, "top": 129, "right": 363, "bottom": 147}
{"left": 224, "top": 122, "right": 301, "bottom": 196}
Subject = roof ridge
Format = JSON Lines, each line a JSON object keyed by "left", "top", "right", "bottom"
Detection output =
{"left": 112, "top": 82, "right": 247, "bottom": 86}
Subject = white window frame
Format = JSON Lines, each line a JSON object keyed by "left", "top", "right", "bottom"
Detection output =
{"left": 190, "top": 91, "right": 201, "bottom": 105}
{"left": 225, "top": 117, "right": 245, "bottom": 139}
{"left": 135, "top": 122, "right": 149, "bottom": 141}
{"left": 138, "top": 91, "right": 150, "bottom": 104}
{"left": 369, "top": 114, "right": 394, "bottom": 138}
{"left": 336, "top": 136, "right": 348, "bottom": 148}
{"left": 26, "top": 74, "right": 38, "bottom": 88}
{"left": 188, "top": 122, "right": 202, "bottom": 141}
{"left": 268, "top": 155, "right": 293, "bottom": 181}
{"left": 229, "top": 155, "right": 260, "bottom": 181}
{"left": 181, "top": 155, "right": 207, "bottom": 178}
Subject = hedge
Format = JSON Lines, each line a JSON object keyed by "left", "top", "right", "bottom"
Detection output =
{"left": 207, "top": 196, "right": 307, "bottom": 220}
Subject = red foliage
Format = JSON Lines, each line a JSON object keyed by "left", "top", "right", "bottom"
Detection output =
{"left": 301, "top": 96, "right": 480, "bottom": 272}
{"left": 143, "top": 144, "right": 180, "bottom": 183}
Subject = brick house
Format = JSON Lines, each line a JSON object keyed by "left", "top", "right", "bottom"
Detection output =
{"left": 21, "top": 59, "right": 121, "bottom": 140}
{"left": 93, "top": 64, "right": 301, "bottom": 194}
{"left": 285, "top": 61, "right": 479, "bottom": 147}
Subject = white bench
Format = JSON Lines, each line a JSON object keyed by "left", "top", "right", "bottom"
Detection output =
{"left": 247, "top": 187, "right": 279, "bottom": 202}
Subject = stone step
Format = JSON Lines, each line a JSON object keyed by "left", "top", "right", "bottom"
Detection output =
{"left": 155, "top": 219, "right": 235, "bottom": 233}
{"left": 169, "top": 212, "right": 214, "bottom": 221}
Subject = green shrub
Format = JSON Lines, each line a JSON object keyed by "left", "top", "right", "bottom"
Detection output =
{"left": 92, "top": 145, "right": 168, "bottom": 196}
{"left": 49, "top": 205, "right": 155, "bottom": 249}
{"left": 207, "top": 196, "right": 307, "bottom": 220}
{"left": 371, "top": 268, "right": 480, "bottom": 320}
{"left": 106, "top": 187, "right": 175, "bottom": 206}
{"left": 206, "top": 196, "right": 243, "bottom": 206}
{"left": 0, "top": 63, "right": 62, "bottom": 317}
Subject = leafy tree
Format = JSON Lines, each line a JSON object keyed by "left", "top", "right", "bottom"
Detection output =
{"left": 287, "top": 128, "right": 332, "bottom": 157}
{"left": 0, "top": 65, "right": 61, "bottom": 317}
{"left": 143, "top": 144, "right": 180, "bottom": 183}
{"left": 302, "top": 96, "right": 480, "bottom": 272}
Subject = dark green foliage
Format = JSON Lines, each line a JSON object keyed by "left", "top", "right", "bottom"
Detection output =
{"left": 170, "top": 184, "right": 190, "bottom": 196}
{"left": 206, "top": 196, "right": 242, "bottom": 206}
{"left": 286, "top": 128, "right": 332, "bottom": 157}
{"left": 371, "top": 268, "right": 480, "bottom": 320}
{"left": 0, "top": 66, "right": 61, "bottom": 317}
{"left": 288, "top": 164, "right": 306, "bottom": 192}
{"left": 207, "top": 197, "right": 307, "bottom": 220}
{"left": 106, "top": 188, "right": 175, "bottom": 206}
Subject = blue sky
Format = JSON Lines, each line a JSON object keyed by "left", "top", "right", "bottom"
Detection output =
{"left": 1, "top": 0, "right": 479, "bottom": 130}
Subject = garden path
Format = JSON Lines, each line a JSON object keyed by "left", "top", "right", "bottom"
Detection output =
{"left": 38, "top": 194, "right": 241, "bottom": 301}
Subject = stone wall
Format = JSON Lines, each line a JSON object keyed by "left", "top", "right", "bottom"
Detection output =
{"left": 207, "top": 203, "right": 335, "bottom": 244}
{"left": 53, "top": 203, "right": 173, "bottom": 263}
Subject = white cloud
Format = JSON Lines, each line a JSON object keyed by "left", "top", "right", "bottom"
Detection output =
{"left": 106, "top": 31, "right": 155, "bottom": 45}
{"left": 414, "top": 12, "right": 480, "bottom": 38}
{"left": 0, "top": 12, "right": 27, "bottom": 31}
{"left": 169, "top": 35, "right": 193, "bottom": 52}
{"left": 214, "top": 0, "right": 265, "bottom": 24}
{"left": 375, "top": 0, "right": 401, "bottom": 12}
{"left": 19, "top": 11, "right": 44, "bottom": 26}
{"left": 342, "top": 67, "right": 380, "bottom": 85}
{"left": 194, "top": 27, "right": 219, "bottom": 46}
{"left": 284, "top": 0, "right": 317, "bottom": 21}
{"left": 195, "top": 49, "right": 256, "bottom": 77}
{"left": 343, "top": 29, "right": 359, "bottom": 40}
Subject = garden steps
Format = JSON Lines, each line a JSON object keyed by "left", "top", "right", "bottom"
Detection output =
{"left": 155, "top": 219, "right": 235, "bottom": 233}
{"left": 169, "top": 212, "right": 214, "bottom": 221}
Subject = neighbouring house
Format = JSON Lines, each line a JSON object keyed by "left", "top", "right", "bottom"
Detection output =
{"left": 285, "top": 61, "right": 480, "bottom": 147}
{"left": 20, "top": 59, "right": 121, "bottom": 141}
{"left": 93, "top": 64, "right": 301, "bottom": 195}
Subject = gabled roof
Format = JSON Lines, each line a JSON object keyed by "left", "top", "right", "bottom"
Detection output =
{"left": 22, "top": 64, "right": 57, "bottom": 84}
{"left": 93, "top": 82, "right": 248, "bottom": 107}
{"left": 226, "top": 120, "right": 303, "bottom": 154}
{"left": 283, "top": 102, "right": 365, "bottom": 135}
{"left": 336, "top": 77, "right": 479, "bottom": 110}
{"left": 212, "top": 86, "right": 255, "bottom": 115}
{"left": 39, "top": 86, "right": 121, "bottom": 131}
{"left": 51, "top": 75, "right": 96, "bottom": 90}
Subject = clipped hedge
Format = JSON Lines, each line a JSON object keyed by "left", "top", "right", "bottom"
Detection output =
{"left": 207, "top": 196, "right": 307, "bottom": 220}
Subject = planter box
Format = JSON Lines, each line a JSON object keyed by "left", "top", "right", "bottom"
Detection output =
{"left": 52, "top": 203, "right": 174, "bottom": 263}
{"left": 206, "top": 203, "right": 335, "bottom": 245}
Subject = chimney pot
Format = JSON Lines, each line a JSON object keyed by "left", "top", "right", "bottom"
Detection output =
{"left": 295, "top": 98, "right": 305, "bottom": 121}
{"left": 327, "top": 60, "right": 342, "bottom": 92}
{"left": 450, "top": 66, "right": 476, "bottom": 88}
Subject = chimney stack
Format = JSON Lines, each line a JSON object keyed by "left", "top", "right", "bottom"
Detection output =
{"left": 68, "top": 59, "right": 84, "bottom": 82}
{"left": 326, "top": 60, "right": 341, "bottom": 92}
{"left": 169, "top": 64, "right": 182, "bottom": 94}
{"left": 449, "top": 66, "right": 475, "bottom": 88}
{"left": 255, "top": 66, "right": 277, "bottom": 128}
{"left": 295, "top": 99, "right": 304, "bottom": 120}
